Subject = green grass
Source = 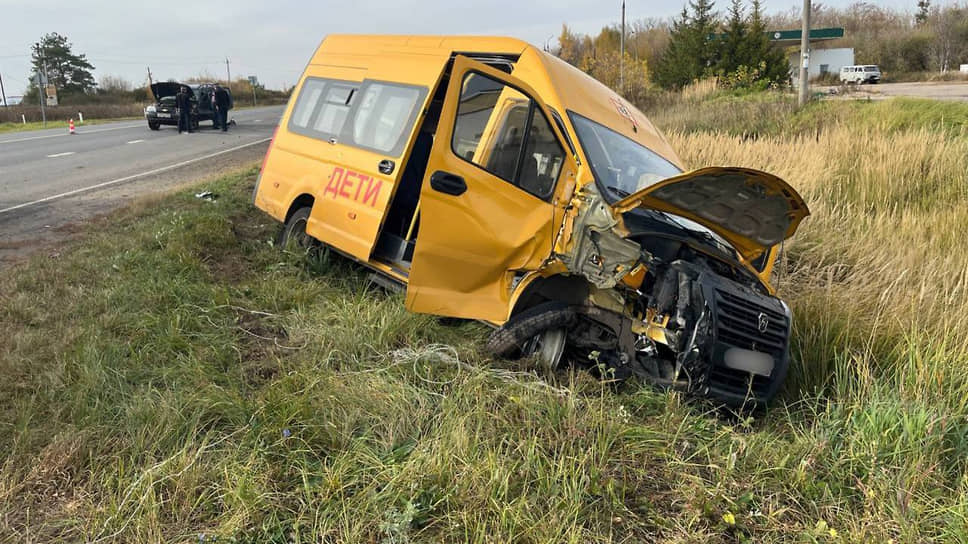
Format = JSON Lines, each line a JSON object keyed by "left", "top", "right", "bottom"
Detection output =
{"left": 3, "top": 92, "right": 968, "bottom": 542}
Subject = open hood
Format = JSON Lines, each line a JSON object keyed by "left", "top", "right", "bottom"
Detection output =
{"left": 150, "top": 82, "right": 184, "bottom": 101}
{"left": 612, "top": 167, "right": 810, "bottom": 260}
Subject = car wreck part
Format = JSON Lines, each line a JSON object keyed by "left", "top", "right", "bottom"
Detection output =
{"left": 489, "top": 256, "right": 792, "bottom": 409}
{"left": 522, "top": 328, "right": 568, "bottom": 371}
{"left": 486, "top": 301, "right": 577, "bottom": 366}
{"left": 556, "top": 186, "right": 642, "bottom": 289}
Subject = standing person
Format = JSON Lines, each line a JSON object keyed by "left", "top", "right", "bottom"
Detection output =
{"left": 214, "top": 85, "right": 231, "bottom": 132}
{"left": 176, "top": 86, "right": 194, "bottom": 134}
{"left": 210, "top": 87, "right": 219, "bottom": 130}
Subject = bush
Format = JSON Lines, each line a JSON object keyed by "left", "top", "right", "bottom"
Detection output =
{"left": 0, "top": 103, "right": 145, "bottom": 124}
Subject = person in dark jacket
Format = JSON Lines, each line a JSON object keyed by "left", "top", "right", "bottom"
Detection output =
{"left": 175, "top": 86, "right": 194, "bottom": 134}
{"left": 214, "top": 86, "right": 231, "bottom": 132}
{"left": 209, "top": 88, "right": 219, "bottom": 130}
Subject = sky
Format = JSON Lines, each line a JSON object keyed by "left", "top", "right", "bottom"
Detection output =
{"left": 0, "top": 0, "right": 915, "bottom": 96}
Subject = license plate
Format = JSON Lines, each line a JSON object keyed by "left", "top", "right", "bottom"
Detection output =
{"left": 156, "top": 113, "right": 171, "bottom": 118}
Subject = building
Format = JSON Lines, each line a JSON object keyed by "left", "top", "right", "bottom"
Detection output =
{"left": 768, "top": 27, "right": 853, "bottom": 84}
{"left": 788, "top": 48, "right": 855, "bottom": 82}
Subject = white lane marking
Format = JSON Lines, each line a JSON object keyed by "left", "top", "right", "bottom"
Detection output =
{"left": 0, "top": 137, "right": 271, "bottom": 216}
{"left": 252, "top": 119, "right": 261, "bottom": 122}
{"left": 46, "top": 152, "right": 76, "bottom": 158}
{"left": 0, "top": 122, "right": 145, "bottom": 145}
{"left": 127, "top": 139, "right": 145, "bottom": 144}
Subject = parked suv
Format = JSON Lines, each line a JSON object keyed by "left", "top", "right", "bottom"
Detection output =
{"left": 253, "top": 35, "right": 811, "bottom": 410}
{"left": 840, "top": 65, "right": 881, "bottom": 84}
{"left": 145, "top": 82, "right": 232, "bottom": 130}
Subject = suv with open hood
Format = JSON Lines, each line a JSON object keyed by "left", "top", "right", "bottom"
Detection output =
{"left": 253, "top": 35, "right": 810, "bottom": 410}
{"left": 145, "top": 82, "right": 232, "bottom": 130}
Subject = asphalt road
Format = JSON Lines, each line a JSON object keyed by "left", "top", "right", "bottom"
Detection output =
{"left": 0, "top": 105, "right": 283, "bottom": 264}
{"left": 819, "top": 81, "right": 968, "bottom": 101}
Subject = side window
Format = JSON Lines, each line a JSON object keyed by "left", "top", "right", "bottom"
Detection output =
{"left": 519, "top": 111, "right": 564, "bottom": 198}
{"left": 451, "top": 72, "right": 565, "bottom": 200}
{"left": 312, "top": 84, "right": 355, "bottom": 136}
{"left": 349, "top": 82, "right": 424, "bottom": 156}
{"left": 290, "top": 79, "right": 326, "bottom": 129}
{"left": 288, "top": 77, "right": 425, "bottom": 156}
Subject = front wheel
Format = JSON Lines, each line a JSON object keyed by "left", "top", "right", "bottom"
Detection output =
{"left": 486, "top": 301, "right": 577, "bottom": 371}
{"left": 148, "top": 121, "right": 160, "bottom": 130}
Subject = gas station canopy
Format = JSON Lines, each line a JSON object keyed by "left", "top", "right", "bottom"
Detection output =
{"left": 767, "top": 27, "right": 845, "bottom": 45}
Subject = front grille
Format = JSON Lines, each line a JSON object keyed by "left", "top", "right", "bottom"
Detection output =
{"left": 708, "top": 366, "right": 773, "bottom": 395}
{"left": 707, "top": 286, "right": 790, "bottom": 399}
{"left": 714, "top": 288, "right": 787, "bottom": 357}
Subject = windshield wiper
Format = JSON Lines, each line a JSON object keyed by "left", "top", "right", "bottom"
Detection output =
{"left": 606, "top": 185, "right": 631, "bottom": 198}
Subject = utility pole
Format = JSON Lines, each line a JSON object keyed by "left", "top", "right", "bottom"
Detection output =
{"left": 146, "top": 66, "right": 154, "bottom": 100}
{"left": 36, "top": 45, "right": 48, "bottom": 127}
{"left": 0, "top": 69, "right": 7, "bottom": 107}
{"left": 620, "top": 1, "right": 626, "bottom": 96}
{"left": 798, "top": 0, "right": 811, "bottom": 107}
{"left": 225, "top": 58, "right": 231, "bottom": 87}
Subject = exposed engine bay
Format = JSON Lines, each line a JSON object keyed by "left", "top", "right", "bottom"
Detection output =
{"left": 493, "top": 185, "right": 794, "bottom": 409}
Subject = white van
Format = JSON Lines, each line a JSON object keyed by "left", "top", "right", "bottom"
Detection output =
{"left": 840, "top": 65, "right": 881, "bottom": 84}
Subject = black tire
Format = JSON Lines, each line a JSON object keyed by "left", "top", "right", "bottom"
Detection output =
{"left": 148, "top": 121, "right": 160, "bottom": 130}
{"left": 486, "top": 301, "right": 577, "bottom": 359}
{"left": 277, "top": 207, "right": 319, "bottom": 251}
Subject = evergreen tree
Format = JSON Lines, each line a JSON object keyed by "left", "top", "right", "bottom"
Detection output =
{"left": 916, "top": 0, "right": 931, "bottom": 25}
{"left": 653, "top": 0, "right": 719, "bottom": 89}
{"left": 746, "top": 0, "right": 790, "bottom": 85}
{"left": 716, "top": 0, "right": 748, "bottom": 75}
{"left": 27, "top": 33, "right": 96, "bottom": 100}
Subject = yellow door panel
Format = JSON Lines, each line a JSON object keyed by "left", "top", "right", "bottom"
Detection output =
{"left": 267, "top": 56, "right": 445, "bottom": 261}
{"left": 406, "top": 56, "right": 578, "bottom": 322}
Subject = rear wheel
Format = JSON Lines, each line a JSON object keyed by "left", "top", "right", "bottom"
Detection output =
{"left": 278, "top": 207, "right": 319, "bottom": 251}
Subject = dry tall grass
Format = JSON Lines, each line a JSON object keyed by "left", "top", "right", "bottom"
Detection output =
{"left": 668, "top": 118, "right": 968, "bottom": 537}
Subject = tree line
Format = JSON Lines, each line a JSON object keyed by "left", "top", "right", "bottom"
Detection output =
{"left": 555, "top": 0, "right": 968, "bottom": 95}
{"left": 20, "top": 32, "right": 288, "bottom": 106}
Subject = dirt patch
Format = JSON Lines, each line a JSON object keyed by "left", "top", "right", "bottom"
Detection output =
{"left": 233, "top": 310, "right": 300, "bottom": 386}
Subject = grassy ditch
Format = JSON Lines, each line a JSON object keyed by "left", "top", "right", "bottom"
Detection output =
{"left": 2, "top": 94, "right": 968, "bottom": 542}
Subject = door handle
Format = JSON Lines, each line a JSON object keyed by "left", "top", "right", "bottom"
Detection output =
{"left": 429, "top": 171, "right": 467, "bottom": 196}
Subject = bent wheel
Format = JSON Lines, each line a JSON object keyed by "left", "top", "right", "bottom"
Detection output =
{"left": 521, "top": 327, "right": 567, "bottom": 370}
{"left": 486, "top": 301, "right": 577, "bottom": 370}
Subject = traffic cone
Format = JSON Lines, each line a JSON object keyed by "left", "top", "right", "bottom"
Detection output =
{"left": 69, "top": 119, "right": 75, "bottom": 135}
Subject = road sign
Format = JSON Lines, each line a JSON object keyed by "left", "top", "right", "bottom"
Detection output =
{"left": 45, "top": 85, "right": 58, "bottom": 107}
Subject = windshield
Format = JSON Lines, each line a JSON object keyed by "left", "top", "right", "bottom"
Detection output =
{"left": 569, "top": 111, "right": 738, "bottom": 256}
{"left": 569, "top": 111, "right": 681, "bottom": 201}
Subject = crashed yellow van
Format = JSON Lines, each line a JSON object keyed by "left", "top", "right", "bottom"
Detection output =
{"left": 253, "top": 35, "right": 809, "bottom": 408}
